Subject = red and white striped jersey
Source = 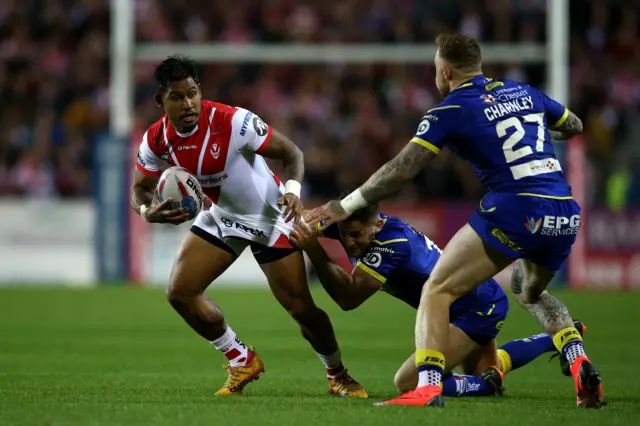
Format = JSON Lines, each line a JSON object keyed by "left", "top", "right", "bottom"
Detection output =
{"left": 136, "top": 100, "right": 289, "bottom": 232}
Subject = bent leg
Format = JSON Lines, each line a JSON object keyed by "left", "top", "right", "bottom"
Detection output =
{"left": 415, "top": 225, "right": 512, "bottom": 389}
{"left": 510, "top": 259, "right": 604, "bottom": 408}
{"left": 167, "top": 229, "right": 237, "bottom": 341}
{"left": 168, "top": 228, "right": 264, "bottom": 395}
{"left": 509, "top": 259, "right": 572, "bottom": 334}
{"left": 257, "top": 247, "right": 368, "bottom": 397}
{"left": 395, "top": 325, "right": 497, "bottom": 397}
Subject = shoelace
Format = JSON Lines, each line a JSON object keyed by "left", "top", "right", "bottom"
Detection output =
{"left": 222, "top": 365, "right": 249, "bottom": 390}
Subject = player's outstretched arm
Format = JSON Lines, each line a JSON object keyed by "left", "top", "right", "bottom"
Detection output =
{"left": 290, "top": 222, "right": 380, "bottom": 310}
{"left": 258, "top": 129, "right": 305, "bottom": 222}
{"left": 548, "top": 110, "right": 583, "bottom": 141}
{"left": 306, "top": 243, "right": 381, "bottom": 310}
{"left": 359, "top": 142, "right": 436, "bottom": 204}
{"left": 306, "top": 142, "right": 436, "bottom": 228}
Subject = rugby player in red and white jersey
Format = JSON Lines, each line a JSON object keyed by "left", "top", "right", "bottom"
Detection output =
{"left": 131, "top": 55, "right": 368, "bottom": 398}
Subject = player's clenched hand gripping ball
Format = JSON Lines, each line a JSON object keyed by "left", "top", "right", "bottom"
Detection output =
{"left": 146, "top": 167, "right": 206, "bottom": 225}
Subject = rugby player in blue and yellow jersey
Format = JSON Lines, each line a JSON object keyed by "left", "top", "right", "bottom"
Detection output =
{"left": 307, "top": 33, "right": 603, "bottom": 408}
{"left": 292, "top": 199, "right": 586, "bottom": 399}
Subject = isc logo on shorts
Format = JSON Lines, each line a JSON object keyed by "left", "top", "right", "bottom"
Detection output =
{"left": 525, "top": 214, "right": 580, "bottom": 236}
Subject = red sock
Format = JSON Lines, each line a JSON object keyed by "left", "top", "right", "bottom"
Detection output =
{"left": 327, "top": 362, "right": 346, "bottom": 379}
{"left": 211, "top": 326, "right": 250, "bottom": 367}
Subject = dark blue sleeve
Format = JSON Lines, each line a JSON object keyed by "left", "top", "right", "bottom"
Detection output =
{"left": 356, "top": 240, "right": 410, "bottom": 283}
{"left": 410, "top": 104, "right": 462, "bottom": 154}
{"left": 532, "top": 87, "right": 569, "bottom": 129}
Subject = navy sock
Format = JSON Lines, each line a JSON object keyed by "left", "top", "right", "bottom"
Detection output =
{"left": 441, "top": 373, "right": 494, "bottom": 397}
{"left": 498, "top": 333, "right": 556, "bottom": 373}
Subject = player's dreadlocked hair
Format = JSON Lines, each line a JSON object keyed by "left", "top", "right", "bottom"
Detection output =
{"left": 154, "top": 55, "right": 200, "bottom": 92}
{"left": 435, "top": 33, "right": 482, "bottom": 73}
{"left": 339, "top": 190, "right": 379, "bottom": 224}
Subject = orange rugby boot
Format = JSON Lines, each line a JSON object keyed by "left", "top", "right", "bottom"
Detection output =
{"left": 328, "top": 370, "right": 369, "bottom": 398}
{"left": 375, "top": 385, "right": 444, "bottom": 407}
{"left": 215, "top": 347, "right": 265, "bottom": 396}
{"left": 570, "top": 355, "right": 605, "bottom": 408}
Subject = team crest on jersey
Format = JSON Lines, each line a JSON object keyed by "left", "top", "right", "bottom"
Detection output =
{"left": 524, "top": 217, "right": 542, "bottom": 234}
{"left": 210, "top": 143, "right": 220, "bottom": 159}
{"left": 253, "top": 116, "right": 269, "bottom": 137}
{"left": 481, "top": 94, "right": 497, "bottom": 104}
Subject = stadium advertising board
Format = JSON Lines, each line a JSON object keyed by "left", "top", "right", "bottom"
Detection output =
{"left": 0, "top": 200, "right": 95, "bottom": 284}
{"left": 573, "top": 209, "right": 640, "bottom": 290}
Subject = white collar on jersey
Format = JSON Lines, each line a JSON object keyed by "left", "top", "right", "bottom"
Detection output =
{"left": 175, "top": 124, "right": 199, "bottom": 138}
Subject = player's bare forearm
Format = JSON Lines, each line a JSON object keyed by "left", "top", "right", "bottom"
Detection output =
{"left": 259, "top": 129, "right": 304, "bottom": 183}
{"left": 360, "top": 143, "right": 436, "bottom": 204}
{"left": 305, "top": 243, "right": 362, "bottom": 310}
{"left": 511, "top": 261, "right": 573, "bottom": 334}
{"left": 131, "top": 169, "right": 158, "bottom": 214}
{"left": 131, "top": 185, "right": 153, "bottom": 214}
{"left": 548, "top": 110, "right": 583, "bottom": 141}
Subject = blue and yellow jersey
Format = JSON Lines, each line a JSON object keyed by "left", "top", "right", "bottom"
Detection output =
{"left": 320, "top": 214, "right": 505, "bottom": 317}
{"left": 411, "top": 75, "right": 571, "bottom": 198}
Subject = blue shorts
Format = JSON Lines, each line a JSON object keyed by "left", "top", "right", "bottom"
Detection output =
{"left": 451, "top": 294, "right": 509, "bottom": 346}
{"left": 469, "top": 193, "right": 581, "bottom": 271}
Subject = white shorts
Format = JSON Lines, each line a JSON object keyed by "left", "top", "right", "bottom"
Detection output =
{"left": 191, "top": 206, "right": 296, "bottom": 259}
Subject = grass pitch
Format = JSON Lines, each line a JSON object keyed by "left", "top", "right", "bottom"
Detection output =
{"left": 1, "top": 286, "right": 638, "bottom": 426}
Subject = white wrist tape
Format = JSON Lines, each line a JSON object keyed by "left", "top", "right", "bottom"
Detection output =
{"left": 284, "top": 180, "right": 302, "bottom": 198}
{"left": 140, "top": 204, "right": 150, "bottom": 222}
{"left": 339, "top": 188, "right": 368, "bottom": 214}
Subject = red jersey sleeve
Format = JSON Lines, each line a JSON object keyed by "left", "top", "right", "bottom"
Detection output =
{"left": 135, "top": 123, "right": 168, "bottom": 177}
{"left": 229, "top": 107, "right": 273, "bottom": 154}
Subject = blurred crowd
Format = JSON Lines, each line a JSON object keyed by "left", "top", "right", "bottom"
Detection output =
{"left": 0, "top": 0, "right": 638, "bottom": 208}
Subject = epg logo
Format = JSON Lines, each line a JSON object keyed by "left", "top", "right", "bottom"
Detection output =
{"left": 363, "top": 251, "right": 382, "bottom": 268}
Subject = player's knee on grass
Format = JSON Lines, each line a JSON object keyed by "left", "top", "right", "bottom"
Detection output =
{"left": 394, "top": 367, "right": 416, "bottom": 394}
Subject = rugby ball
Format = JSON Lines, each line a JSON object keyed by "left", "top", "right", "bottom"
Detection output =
{"left": 157, "top": 166, "right": 204, "bottom": 218}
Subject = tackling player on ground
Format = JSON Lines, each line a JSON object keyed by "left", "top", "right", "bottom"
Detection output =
{"left": 307, "top": 34, "right": 604, "bottom": 408}
{"left": 293, "top": 196, "right": 586, "bottom": 397}
{"left": 131, "top": 55, "right": 367, "bottom": 398}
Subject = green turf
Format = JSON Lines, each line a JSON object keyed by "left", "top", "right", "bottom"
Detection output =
{"left": 0, "top": 286, "right": 637, "bottom": 426}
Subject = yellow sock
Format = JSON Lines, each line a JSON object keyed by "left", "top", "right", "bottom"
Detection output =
{"left": 416, "top": 349, "right": 445, "bottom": 388}
{"left": 552, "top": 327, "right": 583, "bottom": 353}
{"left": 415, "top": 349, "right": 445, "bottom": 369}
{"left": 496, "top": 349, "right": 512, "bottom": 375}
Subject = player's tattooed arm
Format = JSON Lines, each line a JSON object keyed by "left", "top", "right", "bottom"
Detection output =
{"left": 259, "top": 129, "right": 305, "bottom": 222}
{"left": 360, "top": 142, "right": 436, "bottom": 204}
{"left": 258, "top": 129, "right": 304, "bottom": 184}
{"left": 548, "top": 110, "right": 583, "bottom": 141}
{"left": 510, "top": 260, "right": 573, "bottom": 334}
